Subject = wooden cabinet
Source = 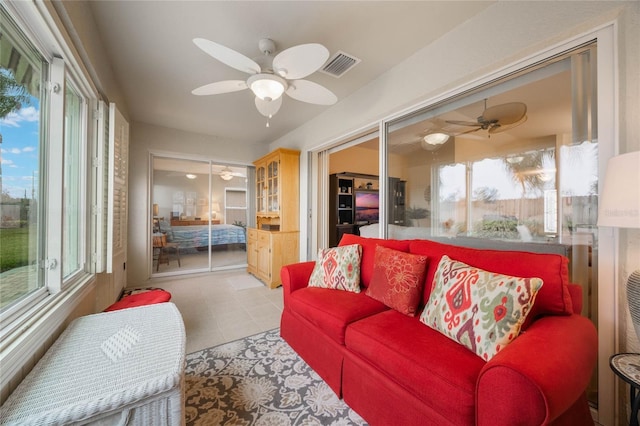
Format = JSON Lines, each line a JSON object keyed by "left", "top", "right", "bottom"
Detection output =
{"left": 248, "top": 148, "right": 300, "bottom": 288}
{"left": 329, "top": 173, "right": 405, "bottom": 246}
{"left": 253, "top": 148, "right": 299, "bottom": 231}
{"left": 388, "top": 178, "right": 406, "bottom": 226}
{"left": 247, "top": 228, "right": 258, "bottom": 275}
{"left": 329, "top": 174, "right": 356, "bottom": 247}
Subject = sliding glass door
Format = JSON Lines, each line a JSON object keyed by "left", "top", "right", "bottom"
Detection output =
{"left": 317, "top": 43, "right": 599, "bottom": 406}
{"left": 151, "top": 156, "right": 249, "bottom": 276}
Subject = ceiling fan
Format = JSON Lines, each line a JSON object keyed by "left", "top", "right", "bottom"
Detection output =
{"left": 214, "top": 166, "right": 245, "bottom": 181}
{"left": 192, "top": 38, "right": 338, "bottom": 126}
{"left": 446, "top": 100, "right": 528, "bottom": 136}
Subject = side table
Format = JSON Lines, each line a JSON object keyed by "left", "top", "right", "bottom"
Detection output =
{"left": 610, "top": 353, "right": 640, "bottom": 426}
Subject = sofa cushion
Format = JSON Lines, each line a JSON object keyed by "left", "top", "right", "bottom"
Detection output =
{"left": 288, "top": 287, "right": 388, "bottom": 345}
{"left": 420, "top": 255, "right": 543, "bottom": 361}
{"left": 309, "top": 244, "right": 362, "bottom": 292}
{"left": 339, "top": 234, "right": 411, "bottom": 288}
{"left": 345, "top": 309, "right": 485, "bottom": 425}
{"left": 366, "top": 245, "right": 428, "bottom": 316}
{"left": 409, "top": 239, "right": 572, "bottom": 328}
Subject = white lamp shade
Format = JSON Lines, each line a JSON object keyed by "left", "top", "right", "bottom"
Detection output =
{"left": 247, "top": 74, "right": 286, "bottom": 101}
{"left": 597, "top": 151, "right": 640, "bottom": 228}
{"left": 255, "top": 96, "right": 282, "bottom": 118}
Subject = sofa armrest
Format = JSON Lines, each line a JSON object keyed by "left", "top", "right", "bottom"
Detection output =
{"left": 280, "top": 261, "right": 316, "bottom": 304}
{"left": 476, "top": 314, "right": 597, "bottom": 425}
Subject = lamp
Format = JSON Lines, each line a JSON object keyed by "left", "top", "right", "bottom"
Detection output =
{"left": 598, "top": 151, "right": 640, "bottom": 339}
{"left": 211, "top": 202, "right": 221, "bottom": 219}
{"left": 153, "top": 203, "right": 159, "bottom": 217}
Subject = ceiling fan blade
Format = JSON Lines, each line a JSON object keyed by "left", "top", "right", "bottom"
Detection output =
{"left": 489, "top": 114, "right": 528, "bottom": 134}
{"left": 193, "top": 38, "right": 261, "bottom": 75}
{"left": 456, "top": 126, "right": 483, "bottom": 136}
{"left": 446, "top": 119, "right": 481, "bottom": 127}
{"left": 192, "top": 80, "right": 248, "bottom": 96}
{"left": 272, "top": 43, "right": 330, "bottom": 80}
{"left": 255, "top": 96, "right": 282, "bottom": 117}
{"left": 286, "top": 80, "right": 337, "bottom": 105}
{"left": 483, "top": 102, "right": 527, "bottom": 125}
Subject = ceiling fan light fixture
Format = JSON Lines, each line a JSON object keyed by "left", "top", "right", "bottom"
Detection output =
{"left": 423, "top": 132, "right": 450, "bottom": 146}
{"left": 219, "top": 167, "right": 234, "bottom": 181}
{"left": 506, "top": 155, "right": 524, "bottom": 164}
{"left": 185, "top": 173, "right": 197, "bottom": 179}
{"left": 247, "top": 74, "right": 287, "bottom": 101}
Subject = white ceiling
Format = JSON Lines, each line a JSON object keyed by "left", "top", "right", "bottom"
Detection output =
{"left": 86, "top": 1, "right": 494, "bottom": 146}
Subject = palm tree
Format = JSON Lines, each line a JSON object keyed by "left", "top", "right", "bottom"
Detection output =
{"left": 0, "top": 69, "right": 32, "bottom": 196}
{"left": 502, "top": 150, "right": 555, "bottom": 225}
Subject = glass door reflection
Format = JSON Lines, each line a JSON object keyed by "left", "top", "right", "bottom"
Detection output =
{"left": 151, "top": 157, "right": 249, "bottom": 275}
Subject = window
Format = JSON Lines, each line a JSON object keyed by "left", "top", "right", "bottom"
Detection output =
{"left": 224, "top": 188, "right": 247, "bottom": 226}
{"left": 0, "top": 4, "right": 93, "bottom": 324}
{"left": 0, "top": 6, "right": 47, "bottom": 311}
{"left": 63, "top": 83, "right": 84, "bottom": 279}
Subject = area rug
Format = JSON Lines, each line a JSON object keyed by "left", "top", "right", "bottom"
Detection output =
{"left": 228, "top": 274, "right": 264, "bottom": 291}
{"left": 185, "top": 328, "right": 367, "bottom": 425}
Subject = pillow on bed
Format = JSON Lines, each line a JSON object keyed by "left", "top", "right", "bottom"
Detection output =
{"left": 158, "top": 220, "right": 173, "bottom": 240}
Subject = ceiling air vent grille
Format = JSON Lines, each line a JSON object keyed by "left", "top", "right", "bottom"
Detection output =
{"left": 320, "top": 51, "right": 361, "bottom": 78}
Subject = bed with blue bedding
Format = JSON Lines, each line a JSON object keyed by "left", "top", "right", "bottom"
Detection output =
{"left": 162, "top": 223, "right": 246, "bottom": 250}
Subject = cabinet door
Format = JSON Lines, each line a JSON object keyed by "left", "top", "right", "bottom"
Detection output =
{"left": 256, "top": 165, "right": 266, "bottom": 213}
{"left": 247, "top": 230, "right": 258, "bottom": 274}
{"left": 267, "top": 159, "right": 279, "bottom": 213}
{"left": 257, "top": 231, "right": 271, "bottom": 281}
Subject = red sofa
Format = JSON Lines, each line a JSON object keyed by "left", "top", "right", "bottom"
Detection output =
{"left": 280, "top": 234, "right": 597, "bottom": 426}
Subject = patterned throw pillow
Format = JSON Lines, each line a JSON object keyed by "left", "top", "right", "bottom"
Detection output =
{"left": 366, "top": 245, "right": 428, "bottom": 316}
{"left": 420, "top": 255, "right": 543, "bottom": 361}
{"left": 308, "top": 244, "right": 362, "bottom": 293}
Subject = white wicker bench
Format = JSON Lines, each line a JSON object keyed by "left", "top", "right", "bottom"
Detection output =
{"left": 0, "top": 303, "right": 186, "bottom": 425}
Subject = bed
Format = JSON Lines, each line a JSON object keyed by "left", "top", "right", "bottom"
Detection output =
{"left": 159, "top": 221, "right": 246, "bottom": 250}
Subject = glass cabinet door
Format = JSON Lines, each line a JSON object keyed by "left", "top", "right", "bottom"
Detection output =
{"left": 256, "top": 166, "right": 266, "bottom": 213}
{"left": 268, "top": 160, "right": 279, "bottom": 213}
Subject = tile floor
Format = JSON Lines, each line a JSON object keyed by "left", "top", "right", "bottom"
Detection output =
{"left": 143, "top": 268, "right": 283, "bottom": 353}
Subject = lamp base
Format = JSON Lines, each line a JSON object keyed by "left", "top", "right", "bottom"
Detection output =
{"left": 626, "top": 270, "right": 640, "bottom": 341}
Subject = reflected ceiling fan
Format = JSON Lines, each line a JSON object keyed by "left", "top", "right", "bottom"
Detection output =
{"left": 446, "top": 100, "right": 528, "bottom": 136}
{"left": 214, "top": 166, "right": 246, "bottom": 181}
{"left": 192, "top": 38, "right": 337, "bottom": 126}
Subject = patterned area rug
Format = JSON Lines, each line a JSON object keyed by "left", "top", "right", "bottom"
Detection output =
{"left": 185, "top": 329, "right": 368, "bottom": 425}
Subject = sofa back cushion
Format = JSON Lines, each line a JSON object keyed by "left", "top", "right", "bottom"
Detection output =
{"left": 409, "top": 239, "right": 573, "bottom": 328}
{"left": 339, "top": 234, "right": 411, "bottom": 288}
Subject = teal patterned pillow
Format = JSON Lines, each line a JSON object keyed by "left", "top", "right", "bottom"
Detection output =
{"left": 420, "top": 255, "right": 543, "bottom": 361}
{"left": 309, "top": 244, "right": 362, "bottom": 293}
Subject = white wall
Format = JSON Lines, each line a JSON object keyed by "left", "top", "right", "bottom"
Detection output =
{"left": 127, "top": 121, "right": 264, "bottom": 285}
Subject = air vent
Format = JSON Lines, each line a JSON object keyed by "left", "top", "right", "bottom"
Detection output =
{"left": 320, "top": 51, "right": 361, "bottom": 78}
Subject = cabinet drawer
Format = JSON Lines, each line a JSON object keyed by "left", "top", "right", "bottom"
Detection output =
{"left": 247, "top": 228, "right": 258, "bottom": 240}
{"left": 257, "top": 231, "right": 270, "bottom": 244}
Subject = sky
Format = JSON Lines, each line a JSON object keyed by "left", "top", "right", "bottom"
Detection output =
{"left": 0, "top": 102, "right": 40, "bottom": 199}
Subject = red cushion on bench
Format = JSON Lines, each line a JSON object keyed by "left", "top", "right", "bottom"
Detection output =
{"left": 104, "top": 289, "right": 172, "bottom": 312}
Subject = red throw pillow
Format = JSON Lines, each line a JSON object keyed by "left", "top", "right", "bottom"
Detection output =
{"left": 366, "top": 245, "right": 428, "bottom": 316}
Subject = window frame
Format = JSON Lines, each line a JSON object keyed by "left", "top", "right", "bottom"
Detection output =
{"left": 0, "top": 1, "right": 97, "bottom": 335}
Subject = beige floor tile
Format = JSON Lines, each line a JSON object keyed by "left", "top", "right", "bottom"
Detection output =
{"left": 142, "top": 268, "right": 283, "bottom": 353}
